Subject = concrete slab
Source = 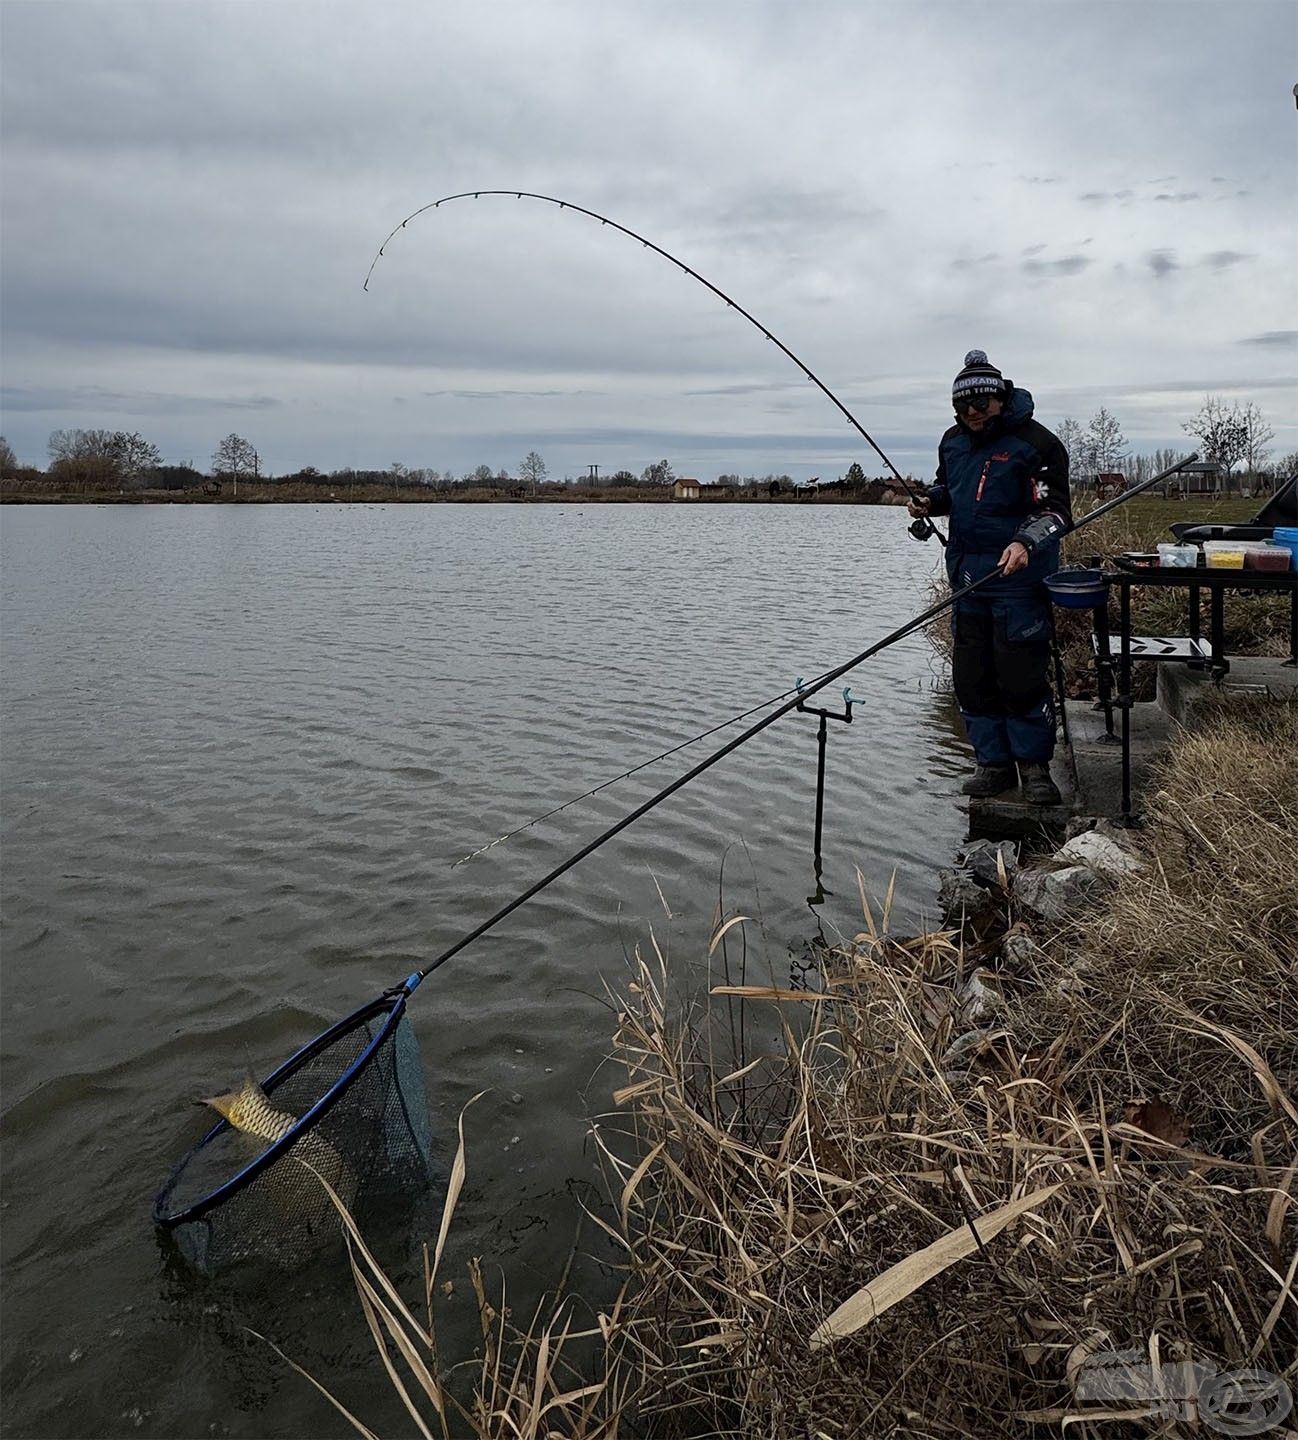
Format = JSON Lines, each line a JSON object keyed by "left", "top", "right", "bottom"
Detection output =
{"left": 1066, "top": 698, "right": 1173, "bottom": 824}
{"left": 1158, "top": 654, "right": 1298, "bottom": 727}
{"left": 966, "top": 752, "right": 1077, "bottom": 842}
{"left": 965, "top": 653, "right": 1296, "bottom": 838}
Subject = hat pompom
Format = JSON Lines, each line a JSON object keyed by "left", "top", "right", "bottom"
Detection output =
{"left": 963, "top": 348, "right": 989, "bottom": 368}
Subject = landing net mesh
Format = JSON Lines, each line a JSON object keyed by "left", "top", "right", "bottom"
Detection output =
{"left": 154, "top": 994, "right": 433, "bottom": 1275}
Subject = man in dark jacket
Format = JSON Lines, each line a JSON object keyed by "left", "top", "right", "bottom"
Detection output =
{"left": 909, "top": 351, "right": 1072, "bottom": 805}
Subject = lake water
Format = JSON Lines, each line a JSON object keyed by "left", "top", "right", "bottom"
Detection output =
{"left": 0, "top": 502, "right": 968, "bottom": 1438}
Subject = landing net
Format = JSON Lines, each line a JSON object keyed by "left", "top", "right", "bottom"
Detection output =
{"left": 153, "top": 983, "right": 432, "bottom": 1276}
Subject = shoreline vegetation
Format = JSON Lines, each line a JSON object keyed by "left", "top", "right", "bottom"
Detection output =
{"left": 318, "top": 697, "right": 1297, "bottom": 1438}
{"left": 291, "top": 493, "right": 1294, "bottom": 1437}
{"left": 5, "top": 476, "right": 894, "bottom": 505}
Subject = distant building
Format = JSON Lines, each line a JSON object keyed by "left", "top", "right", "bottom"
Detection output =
{"left": 1175, "top": 461, "right": 1225, "bottom": 496}
{"left": 875, "top": 478, "right": 912, "bottom": 504}
{"left": 672, "top": 477, "right": 701, "bottom": 500}
{"left": 793, "top": 476, "right": 844, "bottom": 498}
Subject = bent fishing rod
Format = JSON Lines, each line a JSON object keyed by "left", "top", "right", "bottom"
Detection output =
{"left": 402, "top": 452, "right": 1198, "bottom": 987}
{"left": 364, "top": 189, "right": 944, "bottom": 544}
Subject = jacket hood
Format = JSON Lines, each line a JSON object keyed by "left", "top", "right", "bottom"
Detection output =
{"left": 1003, "top": 386, "right": 1034, "bottom": 426}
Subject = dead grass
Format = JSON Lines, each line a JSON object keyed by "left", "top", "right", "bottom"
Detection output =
{"left": 293, "top": 707, "right": 1296, "bottom": 1438}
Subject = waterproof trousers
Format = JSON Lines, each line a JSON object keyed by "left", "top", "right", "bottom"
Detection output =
{"left": 950, "top": 559, "right": 1056, "bottom": 767}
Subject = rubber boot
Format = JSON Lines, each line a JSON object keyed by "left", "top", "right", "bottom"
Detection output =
{"left": 1019, "top": 762, "right": 1062, "bottom": 806}
{"left": 961, "top": 764, "right": 1017, "bottom": 798}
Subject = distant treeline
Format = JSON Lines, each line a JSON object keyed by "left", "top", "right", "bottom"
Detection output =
{"left": 4, "top": 393, "right": 1295, "bottom": 503}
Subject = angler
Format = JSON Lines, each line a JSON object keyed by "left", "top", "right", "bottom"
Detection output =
{"left": 910, "top": 351, "right": 1071, "bottom": 805}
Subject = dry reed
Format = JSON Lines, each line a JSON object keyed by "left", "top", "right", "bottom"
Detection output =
{"left": 296, "top": 705, "right": 1296, "bottom": 1438}
{"left": 591, "top": 703, "right": 1297, "bottom": 1436}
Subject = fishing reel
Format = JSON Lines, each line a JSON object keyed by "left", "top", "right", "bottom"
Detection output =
{"left": 908, "top": 515, "right": 938, "bottom": 543}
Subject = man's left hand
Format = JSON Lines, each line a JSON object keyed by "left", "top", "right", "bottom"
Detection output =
{"left": 998, "top": 541, "right": 1030, "bottom": 575}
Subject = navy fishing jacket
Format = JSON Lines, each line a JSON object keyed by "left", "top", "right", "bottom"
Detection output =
{"left": 925, "top": 387, "right": 1072, "bottom": 585}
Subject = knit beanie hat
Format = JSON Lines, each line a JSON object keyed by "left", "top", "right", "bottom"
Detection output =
{"left": 952, "top": 349, "right": 1007, "bottom": 405}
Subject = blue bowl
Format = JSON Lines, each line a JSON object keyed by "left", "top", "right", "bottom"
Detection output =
{"left": 1045, "top": 568, "right": 1107, "bottom": 609}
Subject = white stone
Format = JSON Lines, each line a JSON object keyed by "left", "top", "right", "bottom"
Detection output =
{"left": 1015, "top": 865, "right": 1106, "bottom": 922}
{"left": 1054, "top": 831, "right": 1143, "bottom": 877}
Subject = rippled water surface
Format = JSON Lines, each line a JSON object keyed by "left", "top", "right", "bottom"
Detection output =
{"left": 1, "top": 503, "right": 968, "bottom": 1438}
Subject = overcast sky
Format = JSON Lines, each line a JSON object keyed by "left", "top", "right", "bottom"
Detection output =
{"left": 2, "top": 0, "right": 1295, "bottom": 482}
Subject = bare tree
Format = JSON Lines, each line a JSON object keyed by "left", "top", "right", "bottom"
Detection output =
{"left": 1056, "top": 417, "right": 1086, "bottom": 476}
{"left": 0, "top": 437, "right": 17, "bottom": 477}
{"left": 109, "top": 431, "right": 162, "bottom": 486}
{"left": 1085, "top": 407, "right": 1128, "bottom": 473}
{"left": 1182, "top": 397, "right": 1248, "bottom": 492}
{"left": 211, "top": 433, "right": 259, "bottom": 497}
{"left": 519, "top": 451, "right": 547, "bottom": 487}
{"left": 641, "top": 458, "right": 675, "bottom": 487}
{"left": 1238, "top": 401, "right": 1275, "bottom": 485}
{"left": 48, "top": 428, "right": 122, "bottom": 488}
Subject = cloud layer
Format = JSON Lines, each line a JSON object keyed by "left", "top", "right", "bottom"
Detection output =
{"left": 2, "top": 0, "right": 1295, "bottom": 479}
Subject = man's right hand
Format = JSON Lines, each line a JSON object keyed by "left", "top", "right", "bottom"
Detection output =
{"left": 907, "top": 496, "right": 931, "bottom": 518}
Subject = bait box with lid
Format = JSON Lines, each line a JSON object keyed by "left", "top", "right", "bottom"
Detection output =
{"left": 1156, "top": 543, "right": 1199, "bottom": 568}
{"left": 1269, "top": 527, "right": 1298, "bottom": 570}
{"left": 1244, "top": 542, "right": 1293, "bottom": 572}
{"left": 1202, "top": 541, "right": 1246, "bottom": 570}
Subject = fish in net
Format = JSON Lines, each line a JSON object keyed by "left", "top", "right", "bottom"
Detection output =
{"left": 153, "top": 978, "right": 433, "bottom": 1275}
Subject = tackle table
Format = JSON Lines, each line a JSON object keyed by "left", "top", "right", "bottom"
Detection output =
{"left": 1091, "top": 562, "right": 1298, "bottom": 822}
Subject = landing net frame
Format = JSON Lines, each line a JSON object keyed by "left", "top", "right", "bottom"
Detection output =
{"left": 154, "top": 974, "right": 431, "bottom": 1274}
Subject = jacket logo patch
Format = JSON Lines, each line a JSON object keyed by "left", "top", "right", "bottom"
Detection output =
{"left": 992, "top": 452, "right": 1010, "bottom": 462}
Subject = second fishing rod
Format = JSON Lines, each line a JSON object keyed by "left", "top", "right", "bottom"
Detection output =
{"left": 410, "top": 451, "right": 1197, "bottom": 985}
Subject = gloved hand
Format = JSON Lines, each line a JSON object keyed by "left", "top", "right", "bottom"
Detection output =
{"left": 907, "top": 496, "right": 931, "bottom": 518}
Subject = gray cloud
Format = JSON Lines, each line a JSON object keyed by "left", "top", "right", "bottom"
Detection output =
{"left": 1205, "top": 250, "right": 1251, "bottom": 269}
{"left": 1146, "top": 250, "right": 1179, "bottom": 278}
{"left": 1022, "top": 256, "right": 1092, "bottom": 278}
{"left": 423, "top": 388, "right": 603, "bottom": 401}
{"left": 1239, "top": 331, "right": 1298, "bottom": 347}
{"left": 1, "top": 384, "right": 279, "bottom": 415}
{"left": 1153, "top": 191, "right": 1200, "bottom": 203}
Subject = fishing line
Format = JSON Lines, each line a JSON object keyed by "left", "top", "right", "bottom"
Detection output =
{"left": 455, "top": 618, "right": 913, "bottom": 869}
{"left": 155, "top": 454, "right": 1197, "bottom": 1268}
{"left": 452, "top": 680, "right": 805, "bottom": 866}
{"left": 363, "top": 189, "right": 945, "bottom": 542}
